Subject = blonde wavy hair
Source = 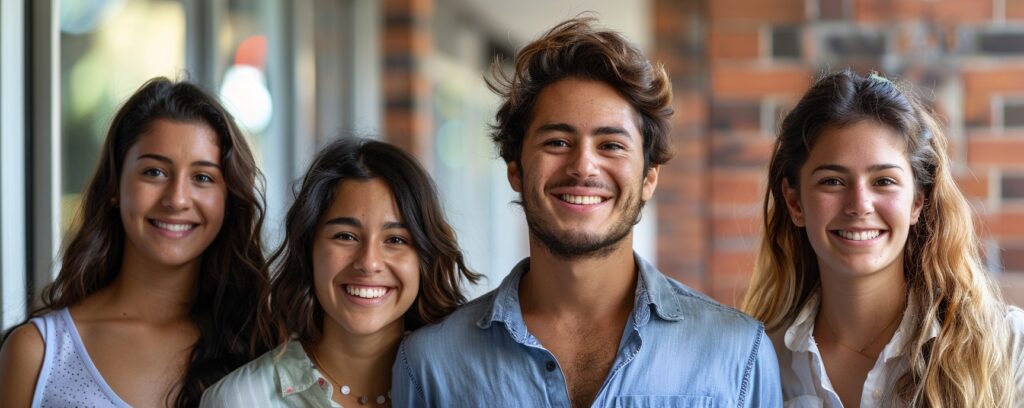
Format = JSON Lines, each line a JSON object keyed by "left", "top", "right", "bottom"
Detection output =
{"left": 742, "top": 70, "right": 1014, "bottom": 407}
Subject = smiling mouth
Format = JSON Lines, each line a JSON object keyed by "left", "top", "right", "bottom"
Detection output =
{"left": 558, "top": 194, "right": 606, "bottom": 205}
{"left": 150, "top": 219, "right": 197, "bottom": 232}
{"left": 833, "top": 230, "right": 884, "bottom": 241}
{"left": 344, "top": 285, "right": 389, "bottom": 299}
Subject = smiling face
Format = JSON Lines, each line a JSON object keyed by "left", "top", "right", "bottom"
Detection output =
{"left": 783, "top": 120, "right": 924, "bottom": 281}
{"left": 312, "top": 178, "right": 420, "bottom": 338}
{"left": 508, "top": 77, "right": 659, "bottom": 259}
{"left": 119, "top": 119, "right": 226, "bottom": 271}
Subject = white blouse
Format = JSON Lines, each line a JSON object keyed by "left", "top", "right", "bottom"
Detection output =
{"left": 770, "top": 292, "right": 1024, "bottom": 407}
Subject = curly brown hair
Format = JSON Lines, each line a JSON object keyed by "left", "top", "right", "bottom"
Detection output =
{"left": 487, "top": 16, "right": 675, "bottom": 172}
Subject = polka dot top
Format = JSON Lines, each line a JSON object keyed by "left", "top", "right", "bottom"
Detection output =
{"left": 29, "top": 308, "right": 132, "bottom": 408}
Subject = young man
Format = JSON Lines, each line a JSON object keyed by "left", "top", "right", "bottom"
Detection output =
{"left": 393, "top": 17, "right": 781, "bottom": 407}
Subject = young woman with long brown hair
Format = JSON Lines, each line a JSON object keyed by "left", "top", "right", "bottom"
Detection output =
{"left": 743, "top": 70, "right": 1024, "bottom": 407}
{"left": 0, "top": 78, "right": 272, "bottom": 407}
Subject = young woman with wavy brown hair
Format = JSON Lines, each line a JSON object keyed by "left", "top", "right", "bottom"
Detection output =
{"left": 200, "top": 137, "right": 480, "bottom": 407}
{"left": 0, "top": 78, "right": 272, "bottom": 407}
{"left": 742, "top": 70, "right": 1024, "bottom": 407}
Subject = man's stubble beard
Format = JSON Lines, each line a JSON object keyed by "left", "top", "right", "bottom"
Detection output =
{"left": 520, "top": 187, "right": 645, "bottom": 261}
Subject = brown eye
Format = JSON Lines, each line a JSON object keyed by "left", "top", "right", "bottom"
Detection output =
{"left": 819, "top": 177, "right": 843, "bottom": 186}
{"left": 332, "top": 232, "right": 357, "bottom": 241}
{"left": 385, "top": 235, "right": 409, "bottom": 245}
{"left": 143, "top": 168, "right": 166, "bottom": 178}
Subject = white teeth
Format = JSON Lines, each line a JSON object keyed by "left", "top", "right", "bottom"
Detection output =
{"left": 153, "top": 220, "right": 195, "bottom": 232}
{"left": 346, "top": 286, "right": 387, "bottom": 299}
{"left": 836, "top": 230, "right": 881, "bottom": 241}
{"left": 559, "top": 194, "right": 603, "bottom": 205}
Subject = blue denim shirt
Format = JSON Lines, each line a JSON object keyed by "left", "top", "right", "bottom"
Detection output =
{"left": 393, "top": 254, "right": 781, "bottom": 407}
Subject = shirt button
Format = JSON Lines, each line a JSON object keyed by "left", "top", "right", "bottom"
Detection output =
{"left": 873, "top": 389, "right": 882, "bottom": 399}
{"left": 545, "top": 361, "right": 557, "bottom": 372}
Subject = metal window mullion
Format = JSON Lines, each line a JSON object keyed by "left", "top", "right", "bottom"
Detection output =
{"left": 1, "top": 0, "right": 29, "bottom": 330}
{"left": 28, "top": 0, "right": 62, "bottom": 311}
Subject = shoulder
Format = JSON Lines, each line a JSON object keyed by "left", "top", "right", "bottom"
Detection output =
{"left": 0, "top": 322, "right": 46, "bottom": 407}
{"left": 663, "top": 275, "right": 765, "bottom": 332}
{"left": 404, "top": 290, "right": 497, "bottom": 349}
{"left": 1005, "top": 306, "right": 1024, "bottom": 352}
{"left": 201, "top": 343, "right": 286, "bottom": 406}
{"left": 396, "top": 290, "right": 508, "bottom": 379}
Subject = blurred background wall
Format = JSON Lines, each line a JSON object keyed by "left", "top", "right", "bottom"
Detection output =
{"left": 3, "top": 0, "right": 1024, "bottom": 330}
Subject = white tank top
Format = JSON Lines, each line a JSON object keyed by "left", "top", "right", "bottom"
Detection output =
{"left": 30, "top": 308, "right": 132, "bottom": 407}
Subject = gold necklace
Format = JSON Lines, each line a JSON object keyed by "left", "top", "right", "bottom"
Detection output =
{"left": 309, "top": 348, "right": 390, "bottom": 406}
{"left": 817, "top": 308, "right": 903, "bottom": 360}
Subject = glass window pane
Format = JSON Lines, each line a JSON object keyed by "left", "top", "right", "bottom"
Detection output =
{"left": 60, "top": 0, "right": 186, "bottom": 232}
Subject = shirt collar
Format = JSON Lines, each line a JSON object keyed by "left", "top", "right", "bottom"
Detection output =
{"left": 475, "top": 253, "right": 684, "bottom": 343}
{"left": 633, "top": 254, "right": 685, "bottom": 324}
{"left": 783, "top": 290, "right": 941, "bottom": 360}
{"left": 273, "top": 340, "right": 324, "bottom": 398}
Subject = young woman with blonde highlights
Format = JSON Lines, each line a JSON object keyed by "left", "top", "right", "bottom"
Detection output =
{"left": 742, "top": 70, "right": 1024, "bottom": 407}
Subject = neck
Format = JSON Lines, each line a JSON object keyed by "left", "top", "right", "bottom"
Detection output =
{"left": 89, "top": 245, "right": 199, "bottom": 321}
{"left": 816, "top": 263, "right": 907, "bottom": 349}
{"left": 519, "top": 235, "right": 637, "bottom": 319}
{"left": 312, "top": 319, "right": 404, "bottom": 399}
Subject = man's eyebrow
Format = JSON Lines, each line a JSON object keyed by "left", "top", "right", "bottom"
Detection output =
{"left": 593, "top": 126, "right": 632, "bottom": 139}
{"left": 534, "top": 123, "right": 633, "bottom": 139}
{"left": 535, "top": 123, "right": 576, "bottom": 134}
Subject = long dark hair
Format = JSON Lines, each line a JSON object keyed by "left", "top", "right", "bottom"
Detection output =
{"left": 28, "top": 77, "right": 272, "bottom": 407}
{"left": 267, "top": 137, "right": 481, "bottom": 346}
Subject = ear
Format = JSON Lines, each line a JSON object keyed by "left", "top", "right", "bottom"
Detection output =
{"left": 909, "top": 191, "right": 924, "bottom": 225}
{"left": 782, "top": 178, "right": 805, "bottom": 227}
{"left": 507, "top": 160, "right": 522, "bottom": 193}
{"left": 642, "top": 165, "right": 659, "bottom": 201}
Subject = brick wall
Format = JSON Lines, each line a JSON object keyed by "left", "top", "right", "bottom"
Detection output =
{"left": 651, "top": 0, "right": 1024, "bottom": 307}
{"left": 382, "top": 0, "right": 434, "bottom": 162}
{"left": 384, "top": 0, "right": 1024, "bottom": 306}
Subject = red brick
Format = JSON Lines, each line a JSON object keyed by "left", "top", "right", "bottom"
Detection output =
{"left": 709, "top": 26, "right": 761, "bottom": 60}
{"left": 708, "top": 0, "right": 805, "bottom": 23}
{"left": 710, "top": 170, "right": 765, "bottom": 206}
{"left": 382, "top": 26, "right": 432, "bottom": 56}
{"left": 709, "top": 251, "right": 758, "bottom": 307}
{"left": 955, "top": 171, "right": 990, "bottom": 200}
{"left": 985, "top": 209, "right": 1024, "bottom": 237}
{"left": 710, "top": 249, "right": 757, "bottom": 277}
{"left": 711, "top": 65, "right": 813, "bottom": 99}
{"left": 963, "top": 67, "right": 1024, "bottom": 126}
{"left": 710, "top": 134, "right": 775, "bottom": 167}
{"left": 1008, "top": 0, "right": 1024, "bottom": 20}
{"left": 658, "top": 173, "right": 705, "bottom": 202}
{"left": 658, "top": 221, "right": 706, "bottom": 256}
{"left": 712, "top": 213, "right": 763, "bottom": 238}
{"left": 930, "top": 0, "right": 993, "bottom": 23}
{"left": 710, "top": 274, "right": 752, "bottom": 308}
{"left": 854, "top": 0, "right": 924, "bottom": 22}
{"left": 673, "top": 91, "right": 708, "bottom": 128}
{"left": 966, "top": 137, "right": 1024, "bottom": 168}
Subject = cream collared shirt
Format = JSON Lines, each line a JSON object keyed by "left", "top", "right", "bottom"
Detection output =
{"left": 200, "top": 339, "right": 342, "bottom": 408}
{"left": 770, "top": 292, "right": 1024, "bottom": 407}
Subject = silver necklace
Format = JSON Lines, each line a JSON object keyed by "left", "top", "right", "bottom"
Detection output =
{"left": 310, "top": 348, "right": 390, "bottom": 405}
